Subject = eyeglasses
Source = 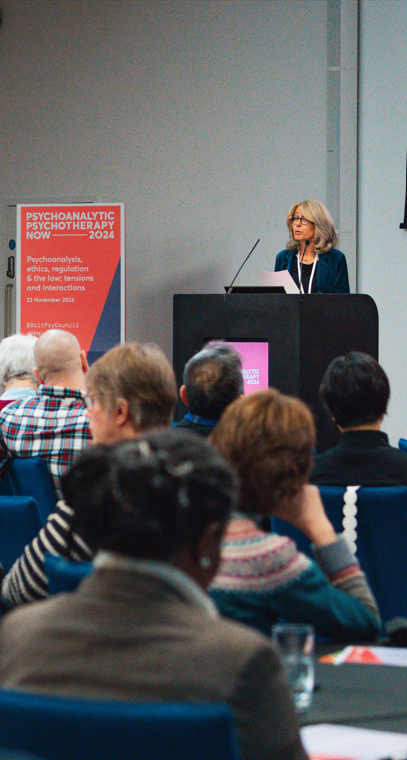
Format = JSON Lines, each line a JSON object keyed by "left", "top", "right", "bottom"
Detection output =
{"left": 84, "top": 393, "right": 93, "bottom": 409}
{"left": 290, "top": 215, "right": 312, "bottom": 226}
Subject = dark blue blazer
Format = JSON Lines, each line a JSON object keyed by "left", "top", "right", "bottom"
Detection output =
{"left": 275, "top": 247, "right": 350, "bottom": 293}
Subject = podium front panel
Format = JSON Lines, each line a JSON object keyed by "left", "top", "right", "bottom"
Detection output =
{"left": 299, "top": 295, "right": 378, "bottom": 452}
{"left": 173, "top": 294, "right": 378, "bottom": 452}
{"left": 173, "top": 294, "right": 300, "bottom": 422}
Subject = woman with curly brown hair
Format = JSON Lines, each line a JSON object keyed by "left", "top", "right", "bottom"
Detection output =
{"left": 210, "top": 389, "right": 380, "bottom": 641}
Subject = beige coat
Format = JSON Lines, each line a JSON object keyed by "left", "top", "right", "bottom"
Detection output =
{"left": 0, "top": 565, "right": 307, "bottom": 760}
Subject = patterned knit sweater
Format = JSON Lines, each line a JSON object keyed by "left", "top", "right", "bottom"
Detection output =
{"left": 210, "top": 516, "right": 381, "bottom": 641}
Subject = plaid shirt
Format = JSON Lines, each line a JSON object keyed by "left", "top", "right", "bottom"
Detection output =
{"left": 0, "top": 385, "right": 92, "bottom": 497}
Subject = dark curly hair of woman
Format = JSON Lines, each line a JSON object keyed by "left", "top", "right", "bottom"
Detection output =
{"left": 62, "top": 427, "right": 238, "bottom": 561}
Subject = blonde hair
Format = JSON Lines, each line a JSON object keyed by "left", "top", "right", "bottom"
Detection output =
{"left": 211, "top": 388, "right": 316, "bottom": 515}
{"left": 286, "top": 199, "right": 338, "bottom": 254}
{"left": 86, "top": 342, "right": 177, "bottom": 430}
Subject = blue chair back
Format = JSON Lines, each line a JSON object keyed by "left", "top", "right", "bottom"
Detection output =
{"left": 44, "top": 554, "right": 92, "bottom": 595}
{"left": 399, "top": 438, "right": 407, "bottom": 453}
{"left": 0, "top": 496, "right": 43, "bottom": 573}
{"left": 0, "top": 470, "right": 14, "bottom": 496}
{"left": 0, "top": 751, "right": 46, "bottom": 760}
{"left": 272, "top": 485, "right": 407, "bottom": 623}
{"left": 0, "top": 690, "right": 240, "bottom": 760}
{"left": 340, "top": 486, "right": 407, "bottom": 623}
{"left": 7, "top": 458, "right": 57, "bottom": 524}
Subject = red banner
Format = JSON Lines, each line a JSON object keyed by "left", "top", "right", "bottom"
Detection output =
{"left": 17, "top": 204, "right": 125, "bottom": 356}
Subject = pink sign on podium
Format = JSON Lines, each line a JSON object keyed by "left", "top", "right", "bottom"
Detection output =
{"left": 227, "top": 341, "right": 269, "bottom": 395}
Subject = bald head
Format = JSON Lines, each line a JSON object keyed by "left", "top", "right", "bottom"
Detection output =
{"left": 34, "top": 330, "right": 88, "bottom": 388}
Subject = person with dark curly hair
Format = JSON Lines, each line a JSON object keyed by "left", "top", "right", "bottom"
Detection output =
{"left": 0, "top": 428, "right": 308, "bottom": 760}
{"left": 210, "top": 388, "right": 380, "bottom": 641}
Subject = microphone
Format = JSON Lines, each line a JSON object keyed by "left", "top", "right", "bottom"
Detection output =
{"left": 298, "top": 240, "right": 309, "bottom": 295}
{"left": 226, "top": 239, "right": 260, "bottom": 294}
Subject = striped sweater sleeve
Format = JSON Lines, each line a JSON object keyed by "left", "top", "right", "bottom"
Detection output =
{"left": 1, "top": 500, "right": 92, "bottom": 607}
{"left": 312, "top": 534, "right": 380, "bottom": 622}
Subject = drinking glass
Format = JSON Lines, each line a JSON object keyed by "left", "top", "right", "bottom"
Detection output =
{"left": 271, "top": 623, "right": 315, "bottom": 711}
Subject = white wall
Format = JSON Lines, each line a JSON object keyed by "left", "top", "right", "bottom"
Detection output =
{"left": 0, "top": 0, "right": 330, "bottom": 358}
{"left": 359, "top": 0, "right": 407, "bottom": 444}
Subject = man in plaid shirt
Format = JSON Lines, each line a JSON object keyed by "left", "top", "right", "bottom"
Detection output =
{"left": 0, "top": 330, "right": 92, "bottom": 497}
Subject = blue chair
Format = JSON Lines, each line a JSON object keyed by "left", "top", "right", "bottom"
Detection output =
{"left": 0, "top": 690, "right": 240, "bottom": 760}
{"left": 0, "top": 470, "right": 14, "bottom": 496}
{"left": 399, "top": 438, "right": 407, "bottom": 453}
{"left": 7, "top": 458, "right": 58, "bottom": 524}
{"left": 323, "top": 485, "right": 407, "bottom": 624}
{"left": 272, "top": 485, "right": 407, "bottom": 623}
{"left": 44, "top": 554, "right": 92, "bottom": 595}
{"left": 0, "top": 752, "right": 46, "bottom": 760}
{"left": 0, "top": 496, "right": 43, "bottom": 573}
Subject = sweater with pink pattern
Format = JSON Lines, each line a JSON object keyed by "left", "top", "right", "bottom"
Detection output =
{"left": 209, "top": 516, "right": 380, "bottom": 641}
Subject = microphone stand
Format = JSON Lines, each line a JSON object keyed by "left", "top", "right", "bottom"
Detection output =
{"left": 226, "top": 239, "right": 260, "bottom": 295}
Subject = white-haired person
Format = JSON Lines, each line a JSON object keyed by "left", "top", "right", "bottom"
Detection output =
{"left": 0, "top": 334, "right": 38, "bottom": 411}
{"left": 275, "top": 199, "right": 350, "bottom": 294}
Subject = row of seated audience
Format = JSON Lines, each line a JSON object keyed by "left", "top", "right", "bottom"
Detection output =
{"left": 0, "top": 430, "right": 308, "bottom": 760}
{"left": 0, "top": 335, "right": 177, "bottom": 605}
{"left": 0, "top": 330, "right": 91, "bottom": 497}
{"left": 0, "top": 329, "right": 404, "bottom": 760}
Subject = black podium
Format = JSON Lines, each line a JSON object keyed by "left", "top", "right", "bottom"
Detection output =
{"left": 173, "top": 294, "right": 379, "bottom": 453}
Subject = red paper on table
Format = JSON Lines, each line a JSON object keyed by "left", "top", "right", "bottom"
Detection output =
{"left": 340, "top": 647, "right": 383, "bottom": 664}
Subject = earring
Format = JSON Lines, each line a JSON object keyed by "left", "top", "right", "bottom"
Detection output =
{"left": 199, "top": 557, "right": 211, "bottom": 570}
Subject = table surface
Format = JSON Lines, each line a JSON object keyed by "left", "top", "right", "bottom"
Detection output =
{"left": 301, "top": 660, "right": 407, "bottom": 732}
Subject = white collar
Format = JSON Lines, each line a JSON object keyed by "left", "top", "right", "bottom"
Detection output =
{"left": 94, "top": 551, "right": 219, "bottom": 619}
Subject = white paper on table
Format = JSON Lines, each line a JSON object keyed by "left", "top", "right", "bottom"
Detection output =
{"left": 301, "top": 723, "right": 407, "bottom": 760}
{"left": 326, "top": 645, "right": 407, "bottom": 667}
{"left": 254, "top": 269, "right": 299, "bottom": 294}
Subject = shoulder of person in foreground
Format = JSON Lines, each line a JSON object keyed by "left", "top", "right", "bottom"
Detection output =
{"left": 220, "top": 620, "right": 308, "bottom": 760}
{"left": 1, "top": 499, "right": 92, "bottom": 608}
{"left": 0, "top": 593, "right": 308, "bottom": 760}
{"left": 212, "top": 520, "right": 380, "bottom": 641}
{"left": 268, "top": 540, "right": 381, "bottom": 641}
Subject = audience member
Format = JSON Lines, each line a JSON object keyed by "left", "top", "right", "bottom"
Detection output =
{"left": 1, "top": 341, "right": 177, "bottom": 608}
{"left": 0, "top": 329, "right": 90, "bottom": 495}
{"left": 0, "top": 334, "right": 38, "bottom": 411}
{"left": 210, "top": 389, "right": 381, "bottom": 641}
{"left": 311, "top": 351, "right": 407, "bottom": 486}
{"left": 0, "top": 429, "right": 308, "bottom": 760}
{"left": 173, "top": 342, "right": 243, "bottom": 436}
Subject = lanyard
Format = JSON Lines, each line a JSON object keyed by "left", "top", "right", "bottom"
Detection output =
{"left": 297, "top": 251, "right": 318, "bottom": 294}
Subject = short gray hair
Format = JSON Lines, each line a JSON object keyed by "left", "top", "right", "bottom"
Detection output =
{"left": 286, "top": 199, "right": 338, "bottom": 254}
{"left": 0, "top": 333, "right": 38, "bottom": 385}
{"left": 183, "top": 341, "right": 243, "bottom": 421}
